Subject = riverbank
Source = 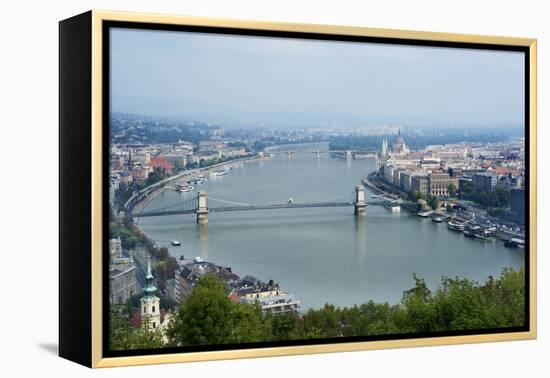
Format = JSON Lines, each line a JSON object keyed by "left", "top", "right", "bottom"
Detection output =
{"left": 128, "top": 153, "right": 266, "bottom": 214}
{"left": 365, "top": 172, "right": 525, "bottom": 245}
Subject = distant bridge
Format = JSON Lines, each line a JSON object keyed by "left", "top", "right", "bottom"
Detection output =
{"left": 266, "top": 149, "right": 378, "bottom": 159}
{"left": 132, "top": 186, "right": 398, "bottom": 224}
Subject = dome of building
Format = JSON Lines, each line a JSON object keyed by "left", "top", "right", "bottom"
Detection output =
{"left": 395, "top": 135, "right": 405, "bottom": 145}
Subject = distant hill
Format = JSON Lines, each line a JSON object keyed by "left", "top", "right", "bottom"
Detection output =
{"left": 110, "top": 113, "right": 214, "bottom": 144}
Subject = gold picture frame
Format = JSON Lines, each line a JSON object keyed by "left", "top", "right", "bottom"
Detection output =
{"left": 59, "top": 10, "right": 537, "bottom": 368}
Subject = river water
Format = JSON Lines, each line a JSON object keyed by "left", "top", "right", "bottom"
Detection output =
{"left": 137, "top": 144, "right": 524, "bottom": 310}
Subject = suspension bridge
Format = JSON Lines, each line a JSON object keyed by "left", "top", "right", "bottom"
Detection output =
{"left": 132, "top": 186, "right": 398, "bottom": 224}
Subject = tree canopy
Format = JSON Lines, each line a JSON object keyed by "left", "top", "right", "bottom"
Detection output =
{"left": 109, "top": 305, "right": 165, "bottom": 350}
{"left": 167, "top": 275, "right": 270, "bottom": 346}
{"left": 459, "top": 182, "right": 510, "bottom": 208}
{"left": 110, "top": 268, "right": 525, "bottom": 350}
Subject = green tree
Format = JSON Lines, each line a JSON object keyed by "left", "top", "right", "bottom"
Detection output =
{"left": 401, "top": 274, "right": 434, "bottom": 333}
{"left": 459, "top": 181, "right": 475, "bottom": 196}
{"left": 174, "top": 157, "right": 186, "bottom": 172}
{"left": 303, "top": 304, "right": 341, "bottom": 338}
{"left": 114, "top": 269, "right": 525, "bottom": 348}
{"left": 153, "top": 256, "right": 179, "bottom": 291}
{"left": 481, "top": 267, "right": 525, "bottom": 327}
{"left": 167, "top": 275, "right": 237, "bottom": 346}
{"left": 426, "top": 194, "right": 440, "bottom": 209}
{"left": 343, "top": 301, "right": 399, "bottom": 336}
{"left": 447, "top": 183, "right": 457, "bottom": 197}
{"left": 131, "top": 317, "right": 166, "bottom": 349}
{"left": 229, "top": 302, "right": 271, "bottom": 343}
{"left": 109, "top": 305, "right": 165, "bottom": 350}
{"left": 269, "top": 311, "right": 302, "bottom": 341}
{"left": 430, "top": 277, "right": 492, "bottom": 331}
{"left": 409, "top": 189, "right": 422, "bottom": 202}
{"left": 145, "top": 167, "right": 169, "bottom": 186}
{"left": 109, "top": 305, "right": 134, "bottom": 351}
{"left": 168, "top": 276, "right": 271, "bottom": 345}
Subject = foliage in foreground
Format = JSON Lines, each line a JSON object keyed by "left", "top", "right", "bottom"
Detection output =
{"left": 110, "top": 268, "right": 525, "bottom": 350}
{"left": 109, "top": 305, "right": 165, "bottom": 351}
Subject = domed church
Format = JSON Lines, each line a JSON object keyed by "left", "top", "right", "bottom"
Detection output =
{"left": 391, "top": 129, "right": 410, "bottom": 157}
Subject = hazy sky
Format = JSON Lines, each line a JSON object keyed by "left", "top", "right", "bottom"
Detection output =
{"left": 110, "top": 27, "right": 525, "bottom": 128}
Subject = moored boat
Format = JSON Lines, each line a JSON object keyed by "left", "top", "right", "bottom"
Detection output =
{"left": 432, "top": 216, "right": 443, "bottom": 223}
{"left": 447, "top": 219, "right": 465, "bottom": 231}
{"left": 463, "top": 225, "right": 476, "bottom": 237}
{"left": 504, "top": 238, "right": 525, "bottom": 249}
{"left": 385, "top": 203, "right": 401, "bottom": 212}
{"left": 474, "top": 228, "right": 494, "bottom": 240}
{"left": 417, "top": 210, "right": 433, "bottom": 218}
{"left": 178, "top": 185, "right": 194, "bottom": 192}
{"left": 188, "top": 177, "right": 208, "bottom": 185}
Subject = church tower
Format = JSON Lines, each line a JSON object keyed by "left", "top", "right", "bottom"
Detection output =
{"left": 140, "top": 258, "right": 161, "bottom": 330}
{"left": 127, "top": 150, "right": 133, "bottom": 171}
{"left": 381, "top": 138, "right": 388, "bottom": 158}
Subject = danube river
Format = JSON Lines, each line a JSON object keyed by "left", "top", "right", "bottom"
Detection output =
{"left": 137, "top": 144, "right": 524, "bottom": 310}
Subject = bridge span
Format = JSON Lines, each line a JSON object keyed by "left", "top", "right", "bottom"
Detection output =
{"left": 266, "top": 149, "right": 378, "bottom": 159}
{"left": 133, "top": 186, "right": 401, "bottom": 224}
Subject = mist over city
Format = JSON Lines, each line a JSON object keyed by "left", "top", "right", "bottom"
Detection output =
{"left": 110, "top": 28, "right": 524, "bottom": 130}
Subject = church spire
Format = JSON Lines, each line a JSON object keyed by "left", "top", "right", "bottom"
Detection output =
{"left": 142, "top": 257, "right": 157, "bottom": 298}
{"left": 140, "top": 256, "right": 161, "bottom": 330}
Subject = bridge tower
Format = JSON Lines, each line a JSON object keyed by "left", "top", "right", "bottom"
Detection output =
{"left": 315, "top": 150, "right": 320, "bottom": 158}
{"left": 354, "top": 185, "right": 366, "bottom": 216}
{"left": 196, "top": 191, "right": 209, "bottom": 224}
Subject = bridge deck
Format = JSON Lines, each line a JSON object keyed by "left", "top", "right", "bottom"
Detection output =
{"left": 134, "top": 201, "right": 391, "bottom": 218}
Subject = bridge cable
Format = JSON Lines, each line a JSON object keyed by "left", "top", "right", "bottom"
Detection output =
{"left": 208, "top": 197, "right": 252, "bottom": 207}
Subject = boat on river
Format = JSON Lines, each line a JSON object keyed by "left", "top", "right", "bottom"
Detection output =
{"left": 212, "top": 169, "right": 229, "bottom": 177}
{"left": 432, "top": 216, "right": 443, "bottom": 223}
{"left": 385, "top": 203, "right": 401, "bottom": 212}
{"left": 417, "top": 210, "right": 433, "bottom": 218}
{"left": 474, "top": 228, "right": 494, "bottom": 240}
{"left": 447, "top": 219, "right": 465, "bottom": 231}
{"left": 178, "top": 185, "right": 194, "bottom": 193}
{"left": 505, "top": 238, "right": 525, "bottom": 249}
{"left": 189, "top": 177, "right": 208, "bottom": 185}
{"left": 171, "top": 240, "right": 181, "bottom": 246}
{"left": 463, "top": 225, "right": 480, "bottom": 237}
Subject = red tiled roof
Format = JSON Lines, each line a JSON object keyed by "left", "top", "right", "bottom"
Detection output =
{"left": 493, "top": 167, "right": 512, "bottom": 175}
{"left": 229, "top": 292, "right": 240, "bottom": 303}
{"left": 150, "top": 156, "right": 174, "bottom": 171}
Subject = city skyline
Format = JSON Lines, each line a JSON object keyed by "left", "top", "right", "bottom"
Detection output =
{"left": 110, "top": 28, "right": 525, "bottom": 129}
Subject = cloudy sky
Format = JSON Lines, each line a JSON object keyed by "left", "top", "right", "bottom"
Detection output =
{"left": 110, "top": 27, "right": 525, "bottom": 128}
